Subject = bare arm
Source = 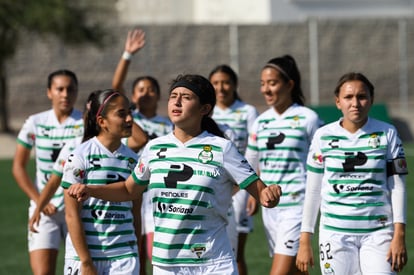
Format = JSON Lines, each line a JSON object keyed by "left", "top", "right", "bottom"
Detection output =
{"left": 12, "top": 144, "right": 39, "bottom": 201}
{"left": 68, "top": 175, "right": 146, "bottom": 203}
{"left": 296, "top": 232, "right": 314, "bottom": 272}
{"left": 112, "top": 28, "right": 146, "bottom": 93}
{"left": 28, "top": 173, "right": 62, "bottom": 232}
{"left": 64, "top": 190, "right": 97, "bottom": 274}
{"left": 387, "top": 223, "right": 407, "bottom": 272}
{"left": 126, "top": 122, "right": 148, "bottom": 153}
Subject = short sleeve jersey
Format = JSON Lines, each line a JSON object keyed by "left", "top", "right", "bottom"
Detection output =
{"left": 17, "top": 109, "right": 84, "bottom": 210}
{"left": 131, "top": 131, "right": 259, "bottom": 267}
{"left": 306, "top": 117, "right": 407, "bottom": 234}
{"left": 132, "top": 110, "right": 173, "bottom": 140}
{"left": 61, "top": 137, "right": 138, "bottom": 260}
{"left": 212, "top": 100, "right": 258, "bottom": 155}
{"left": 52, "top": 136, "right": 83, "bottom": 177}
{"left": 245, "top": 104, "right": 320, "bottom": 208}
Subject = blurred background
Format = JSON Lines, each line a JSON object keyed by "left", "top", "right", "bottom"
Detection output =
{"left": 1, "top": 0, "right": 413, "bottom": 142}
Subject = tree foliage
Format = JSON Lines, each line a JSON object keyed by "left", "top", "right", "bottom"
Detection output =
{"left": 0, "top": 0, "right": 108, "bottom": 132}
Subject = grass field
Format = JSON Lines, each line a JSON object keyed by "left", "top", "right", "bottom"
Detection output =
{"left": 1, "top": 143, "right": 413, "bottom": 274}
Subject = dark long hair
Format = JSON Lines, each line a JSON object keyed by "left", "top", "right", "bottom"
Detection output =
{"left": 208, "top": 64, "right": 242, "bottom": 101}
{"left": 264, "top": 55, "right": 305, "bottom": 105}
{"left": 169, "top": 74, "right": 225, "bottom": 138}
{"left": 82, "top": 89, "right": 127, "bottom": 142}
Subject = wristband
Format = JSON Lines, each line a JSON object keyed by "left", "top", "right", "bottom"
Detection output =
{"left": 122, "top": 51, "right": 133, "bottom": 61}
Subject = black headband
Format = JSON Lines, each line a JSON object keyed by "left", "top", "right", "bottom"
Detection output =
{"left": 169, "top": 81, "right": 204, "bottom": 99}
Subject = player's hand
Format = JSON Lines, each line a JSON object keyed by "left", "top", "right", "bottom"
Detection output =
{"left": 387, "top": 229, "right": 407, "bottom": 272}
{"left": 67, "top": 184, "right": 90, "bottom": 202}
{"left": 28, "top": 209, "right": 42, "bottom": 233}
{"left": 42, "top": 203, "right": 57, "bottom": 216}
{"left": 296, "top": 233, "right": 314, "bottom": 273}
{"left": 246, "top": 195, "right": 259, "bottom": 216}
{"left": 125, "top": 28, "right": 146, "bottom": 55}
{"left": 81, "top": 260, "right": 97, "bottom": 275}
{"left": 260, "top": 184, "right": 281, "bottom": 208}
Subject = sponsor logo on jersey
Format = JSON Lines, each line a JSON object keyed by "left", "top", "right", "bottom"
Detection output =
{"left": 377, "top": 216, "right": 388, "bottom": 226}
{"left": 333, "top": 180, "right": 374, "bottom": 194}
{"left": 41, "top": 127, "right": 51, "bottom": 137}
{"left": 190, "top": 244, "right": 207, "bottom": 258}
{"left": 328, "top": 139, "right": 339, "bottom": 148}
{"left": 91, "top": 209, "right": 126, "bottom": 220}
{"left": 157, "top": 201, "right": 194, "bottom": 214}
{"left": 195, "top": 168, "right": 221, "bottom": 178}
{"left": 198, "top": 145, "right": 213, "bottom": 164}
{"left": 160, "top": 191, "right": 188, "bottom": 198}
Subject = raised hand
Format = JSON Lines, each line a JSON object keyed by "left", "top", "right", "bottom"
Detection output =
{"left": 125, "top": 28, "right": 146, "bottom": 55}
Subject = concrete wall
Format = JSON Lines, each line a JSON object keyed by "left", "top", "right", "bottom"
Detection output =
{"left": 5, "top": 19, "right": 414, "bottom": 140}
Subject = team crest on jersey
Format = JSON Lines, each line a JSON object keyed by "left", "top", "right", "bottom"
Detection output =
{"left": 323, "top": 263, "right": 335, "bottom": 275}
{"left": 234, "top": 110, "right": 243, "bottom": 122}
{"left": 290, "top": 116, "right": 301, "bottom": 128}
{"left": 73, "top": 168, "right": 85, "bottom": 179}
{"left": 198, "top": 145, "right": 213, "bottom": 164}
{"left": 368, "top": 133, "right": 380, "bottom": 148}
{"left": 312, "top": 153, "right": 323, "bottom": 164}
{"left": 190, "top": 244, "right": 206, "bottom": 258}
{"left": 73, "top": 125, "right": 83, "bottom": 137}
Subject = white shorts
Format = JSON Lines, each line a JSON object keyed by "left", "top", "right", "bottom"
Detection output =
{"left": 318, "top": 228, "right": 395, "bottom": 275}
{"left": 28, "top": 204, "right": 67, "bottom": 251}
{"left": 262, "top": 206, "right": 302, "bottom": 256}
{"left": 141, "top": 191, "right": 154, "bottom": 235}
{"left": 64, "top": 256, "right": 139, "bottom": 275}
{"left": 152, "top": 258, "right": 237, "bottom": 275}
{"left": 232, "top": 189, "right": 253, "bottom": 233}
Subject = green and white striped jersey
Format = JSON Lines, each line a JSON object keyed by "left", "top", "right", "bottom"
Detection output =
{"left": 50, "top": 136, "right": 83, "bottom": 210}
{"left": 306, "top": 117, "right": 407, "bottom": 234}
{"left": 132, "top": 131, "right": 259, "bottom": 267}
{"left": 132, "top": 110, "right": 173, "bottom": 140}
{"left": 245, "top": 104, "right": 320, "bottom": 208}
{"left": 61, "top": 137, "right": 138, "bottom": 261}
{"left": 17, "top": 109, "right": 84, "bottom": 211}
{"left": 212, "top": 99, "right": 258, "bottom": 155}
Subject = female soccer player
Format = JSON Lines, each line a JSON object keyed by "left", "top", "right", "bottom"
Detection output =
{"left": 112, "top": 29, "right": 173, "bottom": 274}
{"left": 12, "top": 69, "right": 83, "bottom": 275}
{"left": 296, "top": 72, "right": 408, "bottom": 274}
{"left": 28, "top": 95, "right": 148, "bottom": 235}
{"left": 61, "top": 89, "right": 141, "bottom": 274}
{"left": 209, "top": 64, "right": 259, "bottom": 275}
{"left": 67, "top": 74, "right": 282, "bottom": 274}
{"left": 245, "top": 55, "right": 320, "bottom": 275}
